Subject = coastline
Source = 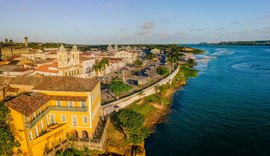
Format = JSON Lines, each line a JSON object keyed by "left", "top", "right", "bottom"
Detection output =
{"left": 105, "top": 62, "right": 197, "bottom": 155}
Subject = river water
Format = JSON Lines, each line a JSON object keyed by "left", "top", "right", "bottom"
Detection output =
{"left": 145, "top": 45, "right": 270, "bottom": 156}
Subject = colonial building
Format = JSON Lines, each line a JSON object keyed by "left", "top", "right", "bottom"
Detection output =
{"left": 57, "top": 45, "right": 81, "bottom": 76}
{"left": 114, "top": 50, "right": 139, "bottom": 64}
{"left": 5, "top": 76, "right": 106, "bottom": 156}
{"left": 80, "top": 55, "right": 95, "bottom": 78}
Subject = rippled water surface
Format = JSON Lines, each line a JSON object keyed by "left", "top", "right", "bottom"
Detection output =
{"left": 145, "top": 45, "right": 270, "bottom": 156}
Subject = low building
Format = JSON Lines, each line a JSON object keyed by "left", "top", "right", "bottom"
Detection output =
{"left": 0, "top": 64, "right": 33, "bottom": 77}
{"left": 34, "top": 62, "right": 59, "bottom": 76}
{"left": 21, "top": 49, "right": 47, "bottom": 60}
{"left": 5, "top": 76, "right": 104, "bottom": 156}
{"left": 0, "top": 76, "right": 13, "bottom": 101}
{"left": 80, "top": 55, "right": 95, "bottom": 78}
{"left": 151, "top": 48, "right": 161, "bottom": 55}
{"left": 114, "top": 50, "right": 138, "bottom": 64}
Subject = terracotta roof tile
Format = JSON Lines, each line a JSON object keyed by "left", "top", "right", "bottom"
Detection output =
{"left": 0, "top": 76, "right": 13, "bottom": 86}
{"left": 10, "top": 76, "right": 43, "bottom": 86}
{"left": 35, "top": 62, "right": 58, "bottom": 73}
{"left": 5, "top": 93, "right": 50, "bottom": 117}
{"left": 5, "top": 93, "right": 88, "bottom": 117}
{"left": 33, "top": 76, "right": 99, "bottom": 92}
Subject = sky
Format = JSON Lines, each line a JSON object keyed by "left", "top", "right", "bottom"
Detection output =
{"left": 0, "top": 0, "right": 270, "bottom": 44}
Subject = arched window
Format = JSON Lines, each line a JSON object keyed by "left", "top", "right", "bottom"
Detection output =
{"left": 82, "top": 130, "right": 88, "bottom": 138}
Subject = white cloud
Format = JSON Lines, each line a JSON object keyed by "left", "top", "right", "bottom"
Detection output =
{"left": 142, "top": 22, "right": 155, "bottom": 30}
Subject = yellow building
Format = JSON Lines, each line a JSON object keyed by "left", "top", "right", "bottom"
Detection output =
{"left": 5, "top": 76, "right": 103, "bottom": 156}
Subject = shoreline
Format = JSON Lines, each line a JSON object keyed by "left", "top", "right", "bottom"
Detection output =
{"left": 105, "top": 62, "right": 196, "bottom": 155}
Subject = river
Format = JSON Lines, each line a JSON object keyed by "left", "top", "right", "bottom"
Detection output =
{"left": 145, "top": 45, "right": 270, "bottom": 156}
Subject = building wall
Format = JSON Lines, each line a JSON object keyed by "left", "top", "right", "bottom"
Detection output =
{"left": 0, "top": 89, "right": 4, "bottom": 101}
{"left": 58, "top": 65, "right": 81, "bottom": 76}
{"left": 1, "top": 47, "right": 30, "bottom": 60}
{"left": 8, "top": 82, "right": 101, "bottom": 156}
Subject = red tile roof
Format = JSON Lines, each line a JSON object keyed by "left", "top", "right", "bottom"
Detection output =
{"left": 5, "top": 93, "right": 88, "bottom": 117}
{"left": 33, "top": 76, "right": 99, "bottom": 92}
{"left": 6, "top": 93, "right": 50, "bottom": 117}
{"left": 35, "top": 62, "right": 58, "bottom": 73}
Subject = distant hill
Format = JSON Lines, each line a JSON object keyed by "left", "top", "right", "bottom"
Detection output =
{"left": 200, "top": 40, "right": 270, "bottom": 46}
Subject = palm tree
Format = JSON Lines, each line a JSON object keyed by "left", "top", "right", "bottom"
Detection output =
{"left": 93, "top": 62, "right": 103, "bottom": 77}
{"left": 100, "top": 59, "right": 109, "bottom": 83}
{"left": 93, "top": 59, "right": 110, "bottom": 83}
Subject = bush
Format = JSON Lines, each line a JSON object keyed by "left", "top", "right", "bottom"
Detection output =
{"left": 111, "top": 109, "right": 150, "bottom": 144}
{"left": 156, "top": 66, "right": 169, "bottom": 76}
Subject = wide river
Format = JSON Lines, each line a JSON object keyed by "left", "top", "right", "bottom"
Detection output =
{"left": 145, "top": 45, "right": 270, "bottom": 156}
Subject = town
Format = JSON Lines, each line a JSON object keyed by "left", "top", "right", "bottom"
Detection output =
{"left": 0, "top": 37, "right": 202, "bottom": 156}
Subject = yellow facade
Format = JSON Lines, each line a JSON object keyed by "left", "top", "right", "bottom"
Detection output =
{"left": 8, "top": 82, "right": 101, "bottom": 156}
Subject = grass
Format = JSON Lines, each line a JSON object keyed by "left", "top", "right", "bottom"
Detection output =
{"left": 128, "top": 101, "right": 156, "bottom": 118}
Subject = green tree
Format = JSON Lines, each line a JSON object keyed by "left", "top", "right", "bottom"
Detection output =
{"left": 146, "top": 52, "right": 154, "bottom": 60}
{"left": 112, "top": 109, "right": 150, "bottom": 144}
{"left": 156, "top": 66, "right": 169, "bottom": 76}
{"left": 0, "top": 104, "right": 20, "bottom": 155}
{"left": 100, "top": 58, "right": 109, "bottom": 78}
{"left": 109, "top": 78, "right": 132, "bottom": 99}
{"left": 92, "top": 61, "right": 104, "bottom": 77}
{"left": 134, "top": 59, "right": 143, "bottom": 66}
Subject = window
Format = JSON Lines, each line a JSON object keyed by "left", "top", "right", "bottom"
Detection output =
{"left": 61, "top": 114, "right": 66, "bottom": 123}
{"left": 83, "top": 116, "right": 88, "bottom": 124}
{"left": 68, "top": 101, "right": 74, "bottom": 107}
{"left": 34, "top": 126, "right": 39, "bottom": 138}
{"left": 46, "top": 115, "right": 49, "bottom": 126}
{"left": 80, "top": 101, "right": 86, "bottom": 108}
{"left": 40, "top": 121, "right": 44, "bottom": 131}
{"left": 72, "top": 115, "right": 77, "bottom": 126}
{"left": 56, "top": 101, "right": 61, "bottom": 107}
{"left": 50, "top": 114, "right": 55, "bottom": 124}
{"left": 29, "top": 131, "right": 33, "bottom": 141}
{"left": 33, "top": 112, "right": 36, "bottom": 119}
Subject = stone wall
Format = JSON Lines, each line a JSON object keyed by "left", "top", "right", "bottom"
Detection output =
{"left": 101, "top": 65, "right": 180, "bottom": 116}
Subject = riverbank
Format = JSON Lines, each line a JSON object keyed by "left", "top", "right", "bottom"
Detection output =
{"left": 105, "top": 62, "right": 198, "bottom": 155}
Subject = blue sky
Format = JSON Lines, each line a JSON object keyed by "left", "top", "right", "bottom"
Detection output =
{"left": 1, "top": 0, "right": 270, "bottom": 44}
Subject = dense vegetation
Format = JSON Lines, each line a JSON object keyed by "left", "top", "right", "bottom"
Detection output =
{"left": 56, "top": 147, "right": 102, "bottom": 156}
{"left": 0, "top": 103, "right": 20, "bottom": 155}
{"left": 111, "top": 109, "right": 150, "bottom": 144}
{"left": 109, "top": 78, "right": 132, "bottom": 99}
{"left": 156, "top": 66, "right": 169, "bottom": 76}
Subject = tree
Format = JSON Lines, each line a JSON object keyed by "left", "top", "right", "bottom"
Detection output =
{"left": 146, "top": 52, "right": 154, "bottom": 60}
{"left": 0, "top": 103, "right": 20, "bottom": 155}
{"left": 112, "top": 109, "right": 150, "bottom": 144}
{"left": 100, "top": 59, "right": 109, "bottom": 82}
{"left": 134, "top": 59, "right": 143, "bottom": 66}
{"left": 166, "top": 50, "right": 181, "bottom": 72}
{"left": 109, "top": 77, "right": 132, "bottom": 99}
{"left": 156, "top": 66, "right": 169, "bottom": 76}
{"left": 93, "top": 61, "right": 104, "bottom": 77}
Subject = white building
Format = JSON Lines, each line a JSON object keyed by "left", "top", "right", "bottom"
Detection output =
{"left": 80, "top": 56, "right": 96, "bottom": 78}
{"left": 114, "top": 50, "right": 138, "bottom": 64}
{"left": 21, "top": 49, "right": 47, "bottom": 60}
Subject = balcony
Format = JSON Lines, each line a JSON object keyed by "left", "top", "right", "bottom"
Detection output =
{"left": 25, "top": 106, "right": 88, "bottom": 128}
{"left": 32, "top": 123, "right": 68, "bottom": 145}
